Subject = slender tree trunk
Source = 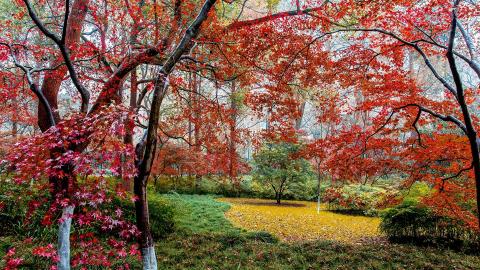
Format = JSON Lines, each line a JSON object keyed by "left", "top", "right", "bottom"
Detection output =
{"left": 125, "top": 70, "right": 137, "bottom": 146}
{"left": 295, "top": 102, "right": 305, "bottom": 131}
{"left": 229, "top": 80, "right": 238, "bottom": 190}
{"left": 193, "top": 68, "right": 202, "bottom": 187}
{"left": 33, "top": 3, "right": 89, "bottom": 267}
{"left": 445, "top": 16, "right": 480, "bottom": 229}
{"left": 54, "top": 163, "right": 76, "bottom": 270}
{"left": 131, "top": 2, "right": 217, "bottom": 268}
{"left": 317, "top": 173, "right": 321, "bottom": 214}
{"left": 466, "top": 135, "right": 480, "bottom": 229}
{"left": 455, "top": 87, "right": 480, "bottom": 229}
{"left": 37, "top": 0, "right": 90, "bottom": 131}
{"left": 133, "top": 78, "right": 167, "bottom": 270}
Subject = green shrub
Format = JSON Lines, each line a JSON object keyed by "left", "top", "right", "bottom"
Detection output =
{"left": 401, "top": 182, "right": 432, "bottom": 204}
{"left": 380, "top": 200, "right": 479, "bottom": 250}
{"left": 148, "top": 196, "right": 175, "bottom": 239}
{"left": 152, "top": 173, "right": 329, "bottom": 201}
{"left": 0, "top": 180, "right": 57, "bottom": 241}
{"left": 110, "top": 195, "right": 176, "bottom": 239}
{"left": 322, "top": 184, "right": 396, "bottom": 216}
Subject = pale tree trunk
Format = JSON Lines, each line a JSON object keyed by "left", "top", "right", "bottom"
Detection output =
{"left": 295, "top": 102, "right": 305, "bottom": 131}
{"left": 193, "top": 68, "right": 202, "bottom": 188}
{"left": 316, "top": 174, "right": 321, "bottom": 214}
{"left": 134, "top": 170, "right": 157, "bottom": 270}
{"left": 57, "top": 205, "right": 74, "bottom": 270}
{"left": 141, "top": 246, "right": 157, "bottom": 270}
{"left": 32, "top": 1, "right": 89, "bottom": 267}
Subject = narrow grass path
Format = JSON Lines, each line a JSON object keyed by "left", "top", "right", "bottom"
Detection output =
{"left": 156, "top": 194, "right": 480, "bottom": 270}
{"left": 219, "top": 197, "right": 381, "bottom": 243}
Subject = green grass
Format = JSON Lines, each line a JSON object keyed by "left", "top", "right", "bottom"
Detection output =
{"left": 157, "top": 194, "right": 480, "bottom": 270}
{"left": 156, "top": 234, "right": 480, "bottom": 270}
{"left": 159, "top": 193, "right": 241, "bottom": 234}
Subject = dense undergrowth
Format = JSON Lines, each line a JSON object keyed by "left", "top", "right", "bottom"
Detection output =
{"left": 380, "top": 183, "right": 480, "bottom": 252}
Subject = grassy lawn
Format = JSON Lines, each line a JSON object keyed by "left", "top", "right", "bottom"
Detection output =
{"left": 158, "top": 193, "right": 242, "bottom": 235}
{"left": 157, "top": 194, "right": 480, "bottom": 270}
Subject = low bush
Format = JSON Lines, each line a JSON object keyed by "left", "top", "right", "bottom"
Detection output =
{"left": 0, "top": 180, "right": 57, "bottom": 241}
{"left": 0, "top": 178, "right": 176, "bottom": 242}
{"left": 153, "top": 174, "right": 329, "bottom": 202}
{"left": 322, "top": 184, "right": 397, "bottom": 216}
{"left": 380, "top": 200, "right": 479, "bottom": 251}
{"left": 380, "top": 182, "right": 479, "bottom": 252}
{"left": 110, "top": 194, "right": 176, "bottom": 239}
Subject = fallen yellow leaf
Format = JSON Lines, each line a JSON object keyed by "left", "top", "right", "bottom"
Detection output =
{"left": 218, "top": 198, "right": 381, "bottom": 244}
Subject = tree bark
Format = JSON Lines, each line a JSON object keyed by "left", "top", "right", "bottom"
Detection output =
{"left": 133, "top": 77, "right": 167, "bottom": 270}
{"left": 445, "top": 11, "right": 480, "bottom": 228}
{"left": 37, "top": 0, "right": 90, "bottom": 131}
{"left": 57, "top": 205, "right": 74, "bottom": 270}
{"left": 134, "top": 171, "right": 157, "bottom": 270}
{"left": 229, "top": 80, "right": 238, "bottom": 190}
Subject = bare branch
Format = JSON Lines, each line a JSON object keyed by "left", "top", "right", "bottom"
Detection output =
{"left": 23, "top": 0, "right": 91, "bottom": 113}
{"left": 61, "top": 0, "right": 70, "bottom": 43}
{"left": 1, "top": 43, "right": 56, "bottom": 127}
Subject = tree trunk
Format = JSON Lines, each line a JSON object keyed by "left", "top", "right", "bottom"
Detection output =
{"left": 131, "top": 1, "right": 217, "bottom": 268}
{"left": 37, "top": 0, "right": 90, "bottom": 131}
{"left": 133, "top": 77, "right": 167, "bottom": 269}
{"left": 317, "top": 174, "right": 321, "bottom": 214}
{"left": 124, "top": 70, "right": 137, "bottom": 146}
{"left": 229, "top": 80, "right": 238, "bottom": 189}
{"left": 57, "top": 205, "right": 74, "bottom": 270}
{"left": 295, "top": 102, "right": 306, "bottom": 131}
{"left": 134, "top": 173, "right": 157, "bottom": 270}
{"left": 32, "top": 2, "right": 89, "bottom": 266}
{"left": 276, "top": 192, "right": 281, "bottom": 204}
{"left": 467, "top": 135, "right": 480, "bottom": 229}
{"left": 445, "top": 16, "right": 480, "bottom": 229}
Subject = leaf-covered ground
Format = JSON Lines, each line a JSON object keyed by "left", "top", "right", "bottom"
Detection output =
{"left": 219, "top": 197, "right": 381, "bottom": 243}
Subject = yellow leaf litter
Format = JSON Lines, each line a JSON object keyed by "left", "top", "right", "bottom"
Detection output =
{"left": 218, "top": 198, "right": 381, "bottom": 244}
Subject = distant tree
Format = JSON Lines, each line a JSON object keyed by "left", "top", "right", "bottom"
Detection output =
{"left": 253, "top": 142, "right": 313, "bottom": 204}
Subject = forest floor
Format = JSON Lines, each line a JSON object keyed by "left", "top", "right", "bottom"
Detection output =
{"left": 1, "top": 193, "right": 479, "bottom": 269}
{"left": 156, "top": 194, "right": 480, "bottom": 269}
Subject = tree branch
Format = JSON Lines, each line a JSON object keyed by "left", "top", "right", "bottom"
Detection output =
{"left": 23, "top": 0, "right": 90, "bottom": 113}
